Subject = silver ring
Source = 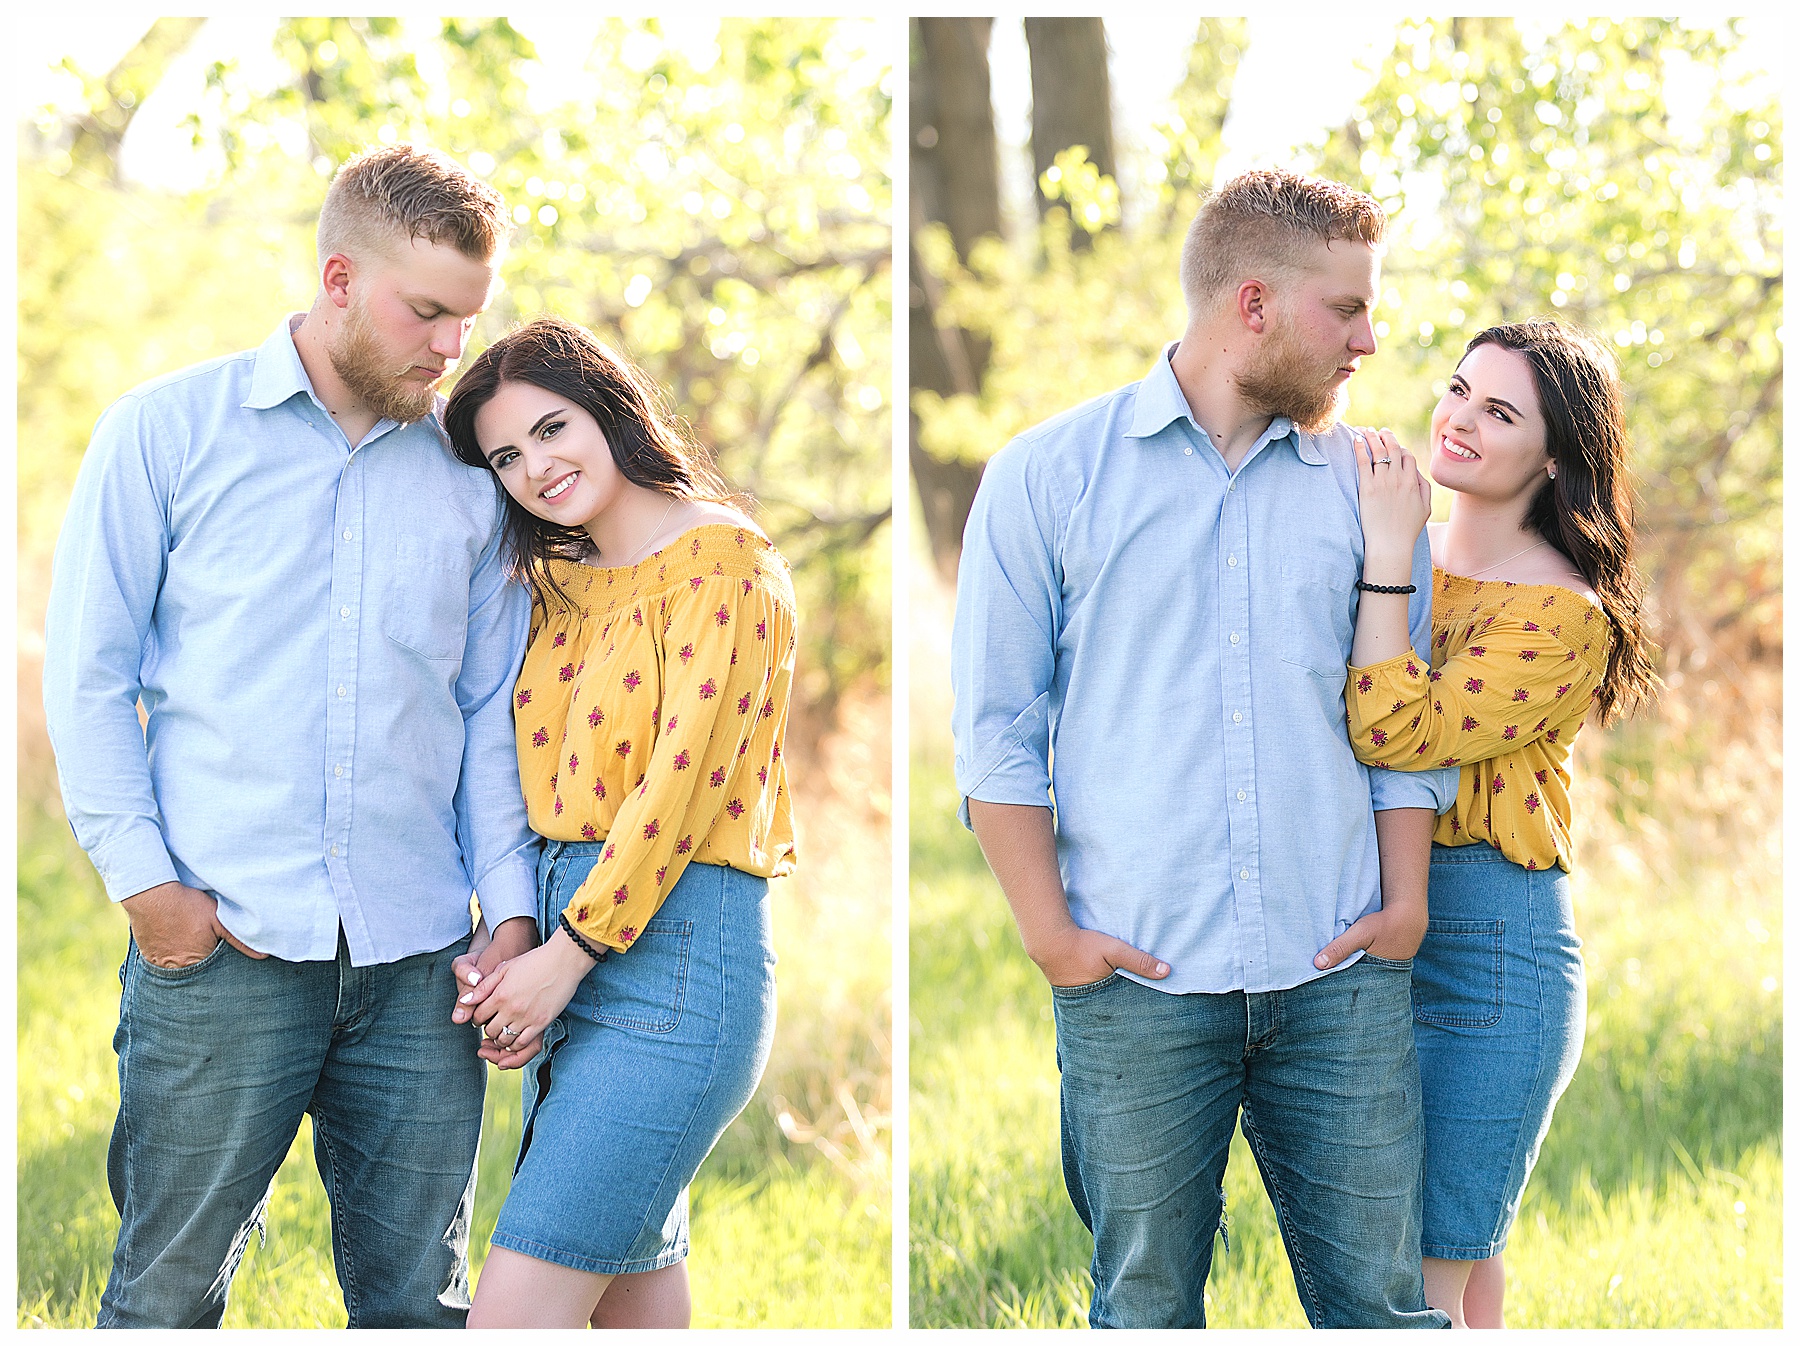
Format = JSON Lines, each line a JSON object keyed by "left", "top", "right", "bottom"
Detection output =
{"left": 497, "top": 1024, "right": 519, "bottom": 1040}
{"left": 1376, "top": 457, "right": 1393, "bottom": 466}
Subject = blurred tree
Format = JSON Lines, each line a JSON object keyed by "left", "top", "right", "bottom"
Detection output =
{"left": 910, "top": 17, "right": 1779, "bottom": 683}
{"left": 60, "top": 18, "right": 206, "bottom": 181}
{"left": 1025, "top": 18, "right": 1115, "bottom": 246}
{"left": 1308, "top": 16, "right": 1781, "bottom": 672}
{"left": 909, "top": 17, "right": 1002, "bottom": 574}
{"left": 20, "top": 17, "right": 891, "bottom": 724}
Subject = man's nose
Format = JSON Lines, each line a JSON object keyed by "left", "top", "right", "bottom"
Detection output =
{"left": 1351, "top": 312, "right": 1378, "bottom": 356}
{"left": 431, "top": 317, "right": 473, "bottom": 361}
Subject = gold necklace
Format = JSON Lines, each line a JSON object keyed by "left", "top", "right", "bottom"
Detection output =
{"left": 1465, "top": 538, "right": 1545, "bottom": 579}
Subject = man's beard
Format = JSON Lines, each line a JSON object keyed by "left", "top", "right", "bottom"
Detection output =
{"left": 1233, "top": 316, "right": 1347, "bottom": 434}
{"left": 328, "top": 299, "right": 441, "bottom": 425}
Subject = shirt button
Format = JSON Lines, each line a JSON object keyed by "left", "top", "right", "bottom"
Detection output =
{"left": 1230, "top": 632, "right": 1240, "bottom": 645}
{"left": 1239, "top": 868, "right": 1249, "bottom": 880}
{"left": 340, "top": 606, "right": 350, "bottom": 618}
{"left": 1228, "top": 555, "right": 1238, "bottom": 567}
{"left": 342, "top": 529, "right": 353, "bottom": 541}
{"left": 1184, "top": 446, "right": 1193, "bottom": 456}
{"left": 337, "top": 685, "right": 347, "bottom": 697}
{"left": 1237, "top": 789, "right": 1247, "bottom": 801}
{"left": 1232, "top": 710, "right": 1243, "bottom": 723}
{"left": 334, "top": 764, "right": 344, "bottom": 777}
{"left": 330, "top": 844, "right": 339, "bottom": 857}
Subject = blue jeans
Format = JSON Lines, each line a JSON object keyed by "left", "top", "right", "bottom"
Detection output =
{"left": 98, "top": 931, "right": 485, "bottom": 1328}
{"left": 1052, "top": 957, "right": 1448, "bottom": 1328}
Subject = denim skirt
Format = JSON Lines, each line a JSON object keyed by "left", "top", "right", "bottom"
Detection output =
{"left": 1414, "top": 842, "right": 1584, "bottom": 1260}
{"left": 488, "top": 842, "right": 777, "bottom": 1274}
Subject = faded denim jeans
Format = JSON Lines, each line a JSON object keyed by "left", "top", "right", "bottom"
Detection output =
{"left": 1052, "top": 955, "right": 1449, "bottom": 1329}
{"left": 98, "top": 931, "right": 484, "bottom": 1328}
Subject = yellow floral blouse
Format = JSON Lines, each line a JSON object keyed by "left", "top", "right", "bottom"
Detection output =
{"left": 513, "top": 523, "right": 797, "bottom": 951}
{"left": 1346, "top": 568, "right": 1612, "bottom": 872}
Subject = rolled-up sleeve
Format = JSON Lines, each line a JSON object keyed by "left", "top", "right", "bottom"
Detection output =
{"left": 1367, "top": 528, "right": 1459, "bottom": 814}
{"left": 451, "top": 497, "right": 539, "bottom": 928}
{"left": 950, "top": 437, "right": 1063, "bottom": 829}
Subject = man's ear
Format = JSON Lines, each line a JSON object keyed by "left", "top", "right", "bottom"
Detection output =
{"left": 1237, "top": 278, "right": 1269, "bottom": 334}
{"left": 320, "top": 253, "right": 355, "bottom": 310}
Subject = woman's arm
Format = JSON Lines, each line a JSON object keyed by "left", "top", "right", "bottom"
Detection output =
{"left": 1349, "top": 623, "right": 1603, "bottom": 768}
{"left": 558, "top": 576, "right": 793, "bottom": 953}
{"left": 1349, "top": 428, "right": 1434, "bottom": 668}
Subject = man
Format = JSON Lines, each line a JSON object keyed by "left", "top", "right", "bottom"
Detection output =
{"left": 43, "top": 143, "right": 541, "bottom": 1328}
{"left": 950, "top": 169, "right": 1458, "bottom": 1328}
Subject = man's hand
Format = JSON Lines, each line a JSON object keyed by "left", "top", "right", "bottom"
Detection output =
{"left": 458, "top": 928, "right": 595, "bottom": 1069}
{"left": 1029, "top": 921, "right": 1170, "bottom": 988}
{"left": 451, "top": 915, "right": 539, "bottom": 1025}
{"left": 121, "top": 881, "right": 265, "bottom": 967}
{"left": 1313, "top": 903, "right": 1428, "bottom": 971}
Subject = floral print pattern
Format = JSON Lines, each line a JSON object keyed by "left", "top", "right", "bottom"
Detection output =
{"left": 511, "top": 524, "right": 798, "bottom": 952}
{"left": 1345, "top": 567, "right": 1610, "bottom": 873}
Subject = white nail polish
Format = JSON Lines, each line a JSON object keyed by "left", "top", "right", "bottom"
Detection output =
{"left": 459, "top": 991, "right": 474, "bottom": 1004}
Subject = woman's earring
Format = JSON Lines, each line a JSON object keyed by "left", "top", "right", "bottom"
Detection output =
{"left": 1547, "top": 463, "right": 1557, "bottom": 479}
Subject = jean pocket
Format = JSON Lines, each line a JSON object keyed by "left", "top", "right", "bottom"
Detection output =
{"left": 1050, "top": 971, "right": 1122, "bottom": 999}
{"left": 133, "top": 936, "right": 230, "bottom": 983}
{"left": 576, "top": 916, "right": 694, "bottom": 1033}
{"left": 1278, "top": 559, "right": 1355, "bottom": 678}
{"left": 1411, "top": 918, "right": 1503, "bottom": 1028}
{"left": 1359, "top": 952, "right": 1415, "bottom": 970}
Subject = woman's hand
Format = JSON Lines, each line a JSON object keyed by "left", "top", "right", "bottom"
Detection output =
{"left": 451, "top": 915, "right": 540, "bottom": 1026}
{"left": 459, "top": 928, "right": 598, "bottom": 1069}
{"left": 1353, "top": 428, "right": 1433, "bottom": 579}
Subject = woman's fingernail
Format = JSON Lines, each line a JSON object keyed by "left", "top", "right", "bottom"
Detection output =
{"left": 459, "top": 991, "right": 474, "bottom": 1004}
{"left": 467, "top": 970, "right": 481, "bottom": 986}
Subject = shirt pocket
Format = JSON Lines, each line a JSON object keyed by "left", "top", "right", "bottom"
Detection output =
{"left": 1277, "top": 557, "right": 1355, "bottom": 679}
{"left": 382, "top": 534, "right": 472, "bottom": 663}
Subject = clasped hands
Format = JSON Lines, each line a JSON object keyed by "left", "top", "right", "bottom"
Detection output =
{"left": 451, "top": 916, "right": 596, "bottom": 1070}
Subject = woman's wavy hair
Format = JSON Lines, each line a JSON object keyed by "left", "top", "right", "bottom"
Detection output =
{"left": 444, "top": 316, "right": 733, "bottom": 611}
{"left": 1463, "top": 317, "right": 1660, "bottom": 723}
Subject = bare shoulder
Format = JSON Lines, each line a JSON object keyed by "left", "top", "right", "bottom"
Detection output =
{"left": 685, "top": 499, "right": 770, "bottom": 542}
{"left": 1513, "top": 546, "right": 1598, "bottom": 602}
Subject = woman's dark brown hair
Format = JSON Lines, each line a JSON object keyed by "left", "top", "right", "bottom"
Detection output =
{"left": 1463, "top": 317, "right": 1660, "bottom": 723}
{"left": 444, "top": 316, "right": 731, "bottom": 610}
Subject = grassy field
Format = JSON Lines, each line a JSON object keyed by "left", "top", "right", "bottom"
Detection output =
{"left": 16, "top": 690, "right": 892, "bottom": 1330}
{"left": 908, "top": 571, "right": 1781, "bottom": 1329}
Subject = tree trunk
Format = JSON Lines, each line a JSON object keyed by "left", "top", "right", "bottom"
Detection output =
{"left": 1025, "top": 18, "right": 1115, "bottom": 247}
{"left": 911, "top": 18, "right": 1002, "bottom": 576}
{"left": 70, "top": 18, "right": 209, "bottom": 182}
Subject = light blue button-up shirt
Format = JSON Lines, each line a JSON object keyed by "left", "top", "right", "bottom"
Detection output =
{"left": 44, "top": 317, "right": 538, "bottom": 965}
{"left": 951, "top": 344, "right": 1457, "bottom": 995}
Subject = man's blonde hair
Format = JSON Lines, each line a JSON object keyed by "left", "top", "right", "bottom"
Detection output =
{"left": 1180, "top": 169, "right": 1385, "bottom": 321}
{"left": 316, "top": 143, "right": 510, "bottom": 269}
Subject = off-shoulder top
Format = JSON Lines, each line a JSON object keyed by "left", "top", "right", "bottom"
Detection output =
{"left": 512, "top": 523, "right": 797, "bottom": 950}
{"left": 1346, "top": 568, "right": 1611, "bottom": 872}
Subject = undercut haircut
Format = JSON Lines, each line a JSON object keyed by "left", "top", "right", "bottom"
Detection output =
{"left": 1180, "top": 169, "right": 1386, "bottom": 321}
{"left": 316, "top": 143, "right": 511, "bottom": 269}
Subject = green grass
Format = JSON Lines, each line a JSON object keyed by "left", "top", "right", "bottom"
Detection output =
{"left": 908, "top": 730, "right": 1782, "bottom": 1328}
{"left": 17, "top": 789, "right": 891, "bottom": 1329}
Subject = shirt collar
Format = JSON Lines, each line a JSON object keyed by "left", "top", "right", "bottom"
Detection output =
{"left": 1127, "top": 341, "right": 1319, "bottom": 463}
{"left": 241, "top": 314, "right": 450, "bottom": 447}
{"left": 241, "top": 314, "right": 318, "bottom": 411}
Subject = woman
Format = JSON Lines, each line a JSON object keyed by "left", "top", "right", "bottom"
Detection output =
{"left": 441, "top": 315, "right": 796, "bottom": 1328}
{"left": 1315, "top": 318, "right": 1657, "bottom": 1327}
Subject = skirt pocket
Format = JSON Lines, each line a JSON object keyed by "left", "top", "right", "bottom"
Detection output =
{"left": 1412, "top": 918, "right": 1504, "bottom": 1028}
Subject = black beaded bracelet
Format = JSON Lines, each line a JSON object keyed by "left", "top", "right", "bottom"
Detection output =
{"left": 1356, "top": 580, "right": 1417, "bottom": 594}
{"left": 558, "top": 912, "right": 607, "bottom": 962}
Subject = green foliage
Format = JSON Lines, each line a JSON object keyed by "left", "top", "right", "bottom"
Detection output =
{"left": 908, "top": 727, "right": 1781, "bottom": 1327}
{"left": 1307, "top": 17, "right": 1781, "bottom": 659}
{"left": 22, "top": 16, "right": 892, "bottom": 709}
{"left": 910, "top": 18, "right": 1779, "bottom": 664}
{"left": 15, "top": 799, "right": 890, "bottom": 1328}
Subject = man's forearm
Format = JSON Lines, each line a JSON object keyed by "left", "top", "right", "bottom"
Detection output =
{"left": 1372, "top": 806, "right": 1434, "bottom": 928}
{"left": 966, "top": 799, "right": 1075, "bottom": 960}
